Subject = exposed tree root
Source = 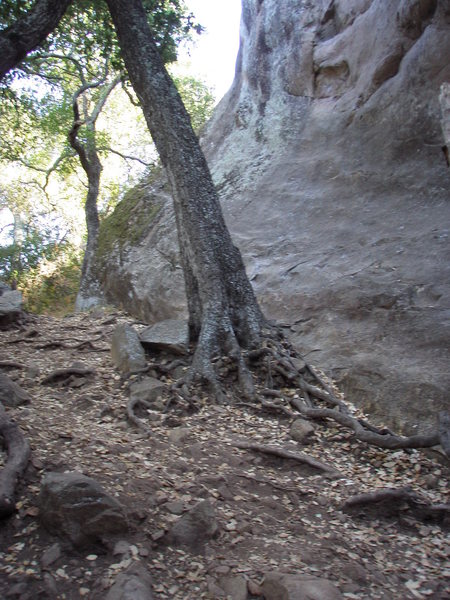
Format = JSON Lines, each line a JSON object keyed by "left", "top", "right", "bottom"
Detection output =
{"left": 343, "top": 487, "right": 450, "bottom": 527}
{"left": 126, "top": 397, "right": 152, "bottom": 435}
{"left": 0, "top": 403, "right": 30, "bottom": 518}
{"left": 41, "top": 367, "right": 95, "bottom": 386}
{"left": 0, "top": 361, "right": 27, "bottom": 370}
{"left": 233, "top": 440, "right": 340, "bottom": 478}
{"left": 290, "top": 398, "right": 440, "bottom": 451}
{"left": 147, "top": 325, "right": 447, "bottom": 456}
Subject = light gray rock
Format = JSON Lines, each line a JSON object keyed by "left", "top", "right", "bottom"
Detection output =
{"left": 0, "top": 372, "right": 31, "bottom": 407}
{"left": 39, "top": 471, "right": 128, "bottom": 548}
{"left": 168, "top": 500, "right": 218, "bottom": 553}
{"left": 140, "top": 319, "right": 189, "bottom": 355}
{"left": 111, "top": 324, "right": 147, "bottom": 374}
{"left": 106, "top": 564, "right": 154, "bottom": 600}
{"left": 262, "top": 572, "right": 343, "bottom": 600}
{"left": 168, "top": 427, "right": 190, "bottom": 444}
{"left": 129, "top": 376, "right": 166, "bottom": 406}
{"left": 96, "top": 1, "right": 450, "bottom": 434}
{"left": 290, "top": 418, "right": 316, "bottom": 444}
{"left": 217, "top": 575, "right": 248, "bottom": 600}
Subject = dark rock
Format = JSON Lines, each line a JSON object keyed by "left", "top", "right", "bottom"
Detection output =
{"left": 290, "top": 418, "right": 316, "bottom": 444}
{"left": 168, "top": 500, "right": 218, "bottom": 553}
{"left": 262, "top": 572, "right": 344, "bottom": 600}
{"left": 0, "top": 372, "right": 31, "bottom": 407}
{"left": 111, "top": 324, "right": 147, "bottom": 374}
{"left": 40, "top": 543, "right": 62, "bottom": 569}
{"left": 39, "top": 471, "right": 128, "bottom": 548}
{"left": 106, "top": 564, "right": 154, "bottom": 600}
{"left": 0, "top": 290, "right": 23, "bottom": 325}
{"left": 140, "top": 319, "right": 189, "bottom": 355}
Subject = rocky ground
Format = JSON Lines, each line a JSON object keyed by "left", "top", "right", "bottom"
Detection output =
{"left": 0, "top": 309, "right": 448, "bottom": 599}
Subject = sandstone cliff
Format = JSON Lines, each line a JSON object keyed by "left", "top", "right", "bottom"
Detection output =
{"left": 97, "top": 0, "right": 450, "bottom": 433}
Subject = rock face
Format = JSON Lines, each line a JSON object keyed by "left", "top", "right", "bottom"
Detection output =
{"left": 97, "top": 1, "right": 450, "bottom": 433}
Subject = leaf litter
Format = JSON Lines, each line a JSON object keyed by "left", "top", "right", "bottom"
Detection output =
{"left": 0, "top": 310, "right": 448, "bottom": 599}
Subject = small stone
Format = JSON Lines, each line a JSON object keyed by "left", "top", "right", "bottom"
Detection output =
{"left": 41, "top": 543, "right": 62, "bottom": 569}
{"left": 290, "top": 418, "right": 316, "bottom": 444}
{"left": 168, "top": 427, "right": 190, "bottom": 444}
{"left": 248, "top": 580, "right": 263, "bottom": 596}
{"left": 168, "top": 500, "right": 218, "bottom": 553}
{"left": 164, "top": 501, "right": 185, "bottom": 515}
{"left": 218, "top": 574, "right": 248, "bottom": 600}
{"left": 113, "top": 540, "right": 131, "bottom": 556}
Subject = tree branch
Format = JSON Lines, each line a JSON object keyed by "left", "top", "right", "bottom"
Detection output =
{"left": 0, "top": 0, "right": 72, "bottom": 81}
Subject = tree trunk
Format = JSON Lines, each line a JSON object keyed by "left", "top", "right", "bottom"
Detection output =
{"left": 69, "top": 105, "right": 104, "bottom": 311}
{"left": 0, "top": 0, "right": 72, "bottom": 81}
{"left": 106, "top": 0, "right": 265, "bottom": 396}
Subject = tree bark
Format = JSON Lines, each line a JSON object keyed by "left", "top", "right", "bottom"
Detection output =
{"left": 0, "top": 0, "right": 72, "bottom": 81}
{"left": 106, "top": 0, "right": 265, "bottom": 395}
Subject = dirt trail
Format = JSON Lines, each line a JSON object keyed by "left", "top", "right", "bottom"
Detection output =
{"left": 0, "top": 310, "right": 448, "bottom": 599}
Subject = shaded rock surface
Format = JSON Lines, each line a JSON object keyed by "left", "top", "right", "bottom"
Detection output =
{"left": 140, "top": 319, "right": 189, "bottom": 355}
{"left": 96, "top": 0, "right": 450, "bottom": 433}
{"left": 0, "top": 372, "right": 31, "bottom": 407}
{"left": 38, "top": 471, "right": 128, "bottom": 548}
{"left": 111, "top": 324, "right": 147, "bottom": 374}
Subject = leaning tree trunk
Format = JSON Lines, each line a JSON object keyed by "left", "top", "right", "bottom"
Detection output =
{"left": 106, "top": 0, "right": 265, "bottom": 396}
{"left": 0, "top": 0, "right": 72, "bottom": 81}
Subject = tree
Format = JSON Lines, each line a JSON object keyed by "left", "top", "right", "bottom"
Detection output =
{"left": 106, "top": 0, "right": 265, "bottom": 399}
{"left": 1, "top": 0, "right": 203, "bottom": 311}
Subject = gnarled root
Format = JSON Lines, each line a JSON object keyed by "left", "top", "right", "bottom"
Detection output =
{"left": 0, "top": 403, "right": 30, "bottom": 518}
{"left": 343, "top": 488, "right": 450, "bottom": 527}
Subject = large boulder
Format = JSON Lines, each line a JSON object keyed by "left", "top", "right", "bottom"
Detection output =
{"left": 0, "top": 290, "right": 23, "bottom": 326}
{"left": 0, "top": 372, "right": 31, "bottom": 407}
{"left": 96, "top": 1, "right": 450, "bottom": 433}
{"left": 39, "top": 472, "right": 128, "bottom": 548}
{"left": 111, "top": 324, "right": 147, "bottom": 374}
